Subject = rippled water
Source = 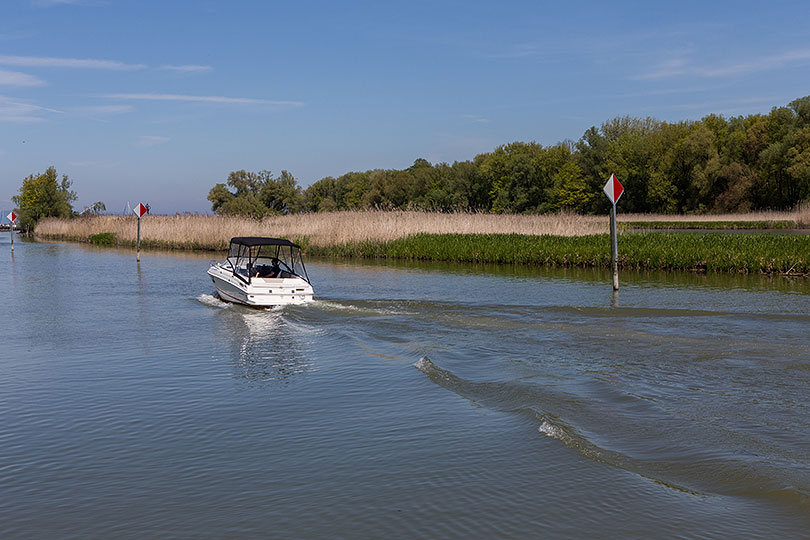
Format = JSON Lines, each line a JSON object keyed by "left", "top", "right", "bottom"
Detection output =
{"left": 1, "top": 238, "right": 809, "bottom": 538}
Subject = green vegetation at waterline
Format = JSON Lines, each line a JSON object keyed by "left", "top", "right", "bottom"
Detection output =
{"left": 307, "top": 232, "right": 810, "bottom": 274}
{"left": 89, "top": 232, "right": 117, "bottom": 245}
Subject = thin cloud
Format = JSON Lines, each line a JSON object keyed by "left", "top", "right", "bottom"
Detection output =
{"left": 0, "top": 95, "right": 62, "bottom": 122}
{"left": 0, "top": 68, "right": 46, "bottom": 86}
{"left": 71, "top": 104, "right": 134, "bottom": 115}
{"left": 0, "top": 54, "right": 145, "bottom": 70}
{"left": 634, "top": 48, "right": 810, "bottom": 80}
{"left": 137, "top": 135, "right": 170, "bottom": 147}
{"left": 159, "top": 64, "right": 213, "bottom": 73}
{"left": 103, "top": 93, "right": 304, "bottom": 106}
{"left": 462, "top": 114, "right": 490, "bottom": 124}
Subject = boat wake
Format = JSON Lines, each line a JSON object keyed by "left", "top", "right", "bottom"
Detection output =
{"left": 311, "top": 299, "right": 415, "bottom": 316}
{"left": 196, "top": 293, "right": 231, "bottom": 309}
{"left": 413, "top": 356, "right": 810, "bottom": 510}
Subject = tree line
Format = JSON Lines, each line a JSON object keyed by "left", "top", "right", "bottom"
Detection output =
{"left": 209, "top": 95, "right": 810, "bottom": 216}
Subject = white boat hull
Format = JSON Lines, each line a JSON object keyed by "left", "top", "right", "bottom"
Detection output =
{"left": 207, "top": 264, "right": 313, "bottom": 306}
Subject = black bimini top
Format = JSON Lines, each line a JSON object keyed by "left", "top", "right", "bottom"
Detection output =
{"left": 229, "top": 237, "right": 301, "bottom": 249}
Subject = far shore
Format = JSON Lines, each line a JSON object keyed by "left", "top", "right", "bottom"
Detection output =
{"left": 34, "top": 209, "right": 810, "bottom": 249}
{"left": 32, "top": 209, "right": 810, "bottom": 275}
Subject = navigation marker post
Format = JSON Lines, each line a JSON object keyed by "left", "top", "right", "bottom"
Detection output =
{"left": 134, "top": 203, "right": 147, "bottom": 262}
{"left": 7, "top": 212, "right": 17, "bottom": 252}
{"left": 603, "top": 173, "right": 624, "bottom": 291}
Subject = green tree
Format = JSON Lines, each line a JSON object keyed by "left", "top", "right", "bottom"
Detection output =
{"left": 207, "top": 169, "right": 304, "bottom": 217}
{"left": 546, "top": 161, "right": 592, "bottom": 212}
{"left": 303, "top": 176, "right": 338, "bottom": 211}
{"left": 259, "top": 170, "right": 304, "bottom": 214}
{"left": 13, "top": 166, "right": 77, "bottom": 229}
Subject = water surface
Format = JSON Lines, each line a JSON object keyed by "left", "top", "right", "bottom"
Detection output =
{"left": 1, "top": 238, "right": 809, "bottom": 538}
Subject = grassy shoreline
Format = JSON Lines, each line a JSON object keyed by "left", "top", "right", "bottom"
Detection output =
{"left": 34, "top": 211, "right": 810, "bottom": 275}
{"left": 306, "top": 233, "right": 810, "bottom": 275}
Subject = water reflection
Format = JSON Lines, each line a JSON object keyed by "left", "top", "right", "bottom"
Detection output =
{"left": 214, "top": 304, "right": 313, "bottom": 384}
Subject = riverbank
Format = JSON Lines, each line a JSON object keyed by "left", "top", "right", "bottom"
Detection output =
{"left": 34, "top": 210, "right": 810, "bottom": 274}
{"left": 306, "top": 232, "right": 810, "bottom": 274}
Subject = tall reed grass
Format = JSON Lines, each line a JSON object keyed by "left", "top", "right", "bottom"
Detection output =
{"left": 35, "top": 211, "right": 610, "bottom": 250}
{"left": 623, "top": 202, "right": 810, "bottom": 225}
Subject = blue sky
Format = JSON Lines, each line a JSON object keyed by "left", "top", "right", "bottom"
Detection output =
{"left": 1, "top": 0, "right": 809, "bottom": 215}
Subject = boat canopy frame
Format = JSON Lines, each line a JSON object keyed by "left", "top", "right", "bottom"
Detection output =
{"left": 225, "top": 237, "right": 310, "bottom": 285}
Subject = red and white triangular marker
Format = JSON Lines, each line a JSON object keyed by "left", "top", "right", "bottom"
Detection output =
{"left": 134, "top": 203, "right": 147, "bottom": 217}
{"left": 7, "top": 211, "right": 16, "bottom": 222}
{"left": 603, "top": 173, "right": 624, "bottom": 205}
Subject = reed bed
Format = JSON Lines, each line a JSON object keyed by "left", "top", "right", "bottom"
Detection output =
{"left": 34, "top": 210, "right": 810, "bottom": 274}
{"left": 35, "top": 211, "right": 610, "bottom": 250}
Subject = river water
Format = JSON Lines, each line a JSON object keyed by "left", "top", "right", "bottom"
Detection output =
{"left": 1, "top": 237, "right": 809, "bottom": 538}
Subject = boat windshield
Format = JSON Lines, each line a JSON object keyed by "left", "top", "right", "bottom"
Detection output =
{"left": 226, "top": 238, "right": 310, "bottom": 284}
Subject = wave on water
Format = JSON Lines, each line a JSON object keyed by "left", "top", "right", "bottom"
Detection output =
{"left": 196, "top": 293, "right": 232, "bottom": 309}
{"left": 537, "top": 418, "right": 566, "bottom": 440}
{"left": 413, "top": 356, "right": 810, "bottom": 511}
{"left": 312, "top": 299, "right": 414, "bottom": 316}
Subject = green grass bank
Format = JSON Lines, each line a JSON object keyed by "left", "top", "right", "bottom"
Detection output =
{"left": 307, "top": 232, "right": 810, "bottom": 275}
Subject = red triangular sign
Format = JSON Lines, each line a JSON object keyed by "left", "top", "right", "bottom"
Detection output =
{"left": 8, "top": 211, "right": 17, "bottom": 222}
{"left": 134, "top": 203, "right": 147, "bottom": 217}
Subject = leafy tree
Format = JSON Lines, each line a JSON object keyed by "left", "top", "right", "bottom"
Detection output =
{"left": 546, "top": 161, "right": 592, "bottom": 212}
{"left": 13, "top": 166, "right": 76, "bottom": 229}
{"left": 207, "top": 169, "right": 303, "bottom": 217}
{"left": 303, "top": 176, "right": 338, "bottom": 212}
{"left": 259, "top": 170, "right": 304, "bottom": 214}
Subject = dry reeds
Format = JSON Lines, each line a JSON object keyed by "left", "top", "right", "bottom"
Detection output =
{"left": 35, "top": 211, "right": 610, "bottom": 250}
{"left": 623, "top": 205, "right": 810, "bottom": 225}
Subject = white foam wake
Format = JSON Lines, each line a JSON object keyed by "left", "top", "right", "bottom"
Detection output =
{"left": 538, "top": 419, "right": 565, "bottom": 440}
{"left": 196, "top": 293, "right": 231, "bottom": 309}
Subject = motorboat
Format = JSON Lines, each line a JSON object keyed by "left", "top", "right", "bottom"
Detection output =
{"left": 208, "top": 236, "right": 314, "bottom": 306}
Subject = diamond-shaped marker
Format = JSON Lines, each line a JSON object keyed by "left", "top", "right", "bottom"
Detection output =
{"left": 603, "top": 173, "right": 624, "bottom": 205}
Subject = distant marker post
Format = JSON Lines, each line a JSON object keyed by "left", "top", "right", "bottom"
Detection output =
{"left": 603, "top": 174, "right": 624, "bottom": 291}
{"left": 134, "top": 203, "right": 147, "bottom": 262}
{"left": 7, "top": 211, "right": 17, "bottom": 252}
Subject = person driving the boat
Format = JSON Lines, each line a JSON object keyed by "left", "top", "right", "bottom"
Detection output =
{"left": 267, "top": 258, "right": 281, "bottom": 278}
{"left": 250, "top": 259, "right": 281, "bottom": 278}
